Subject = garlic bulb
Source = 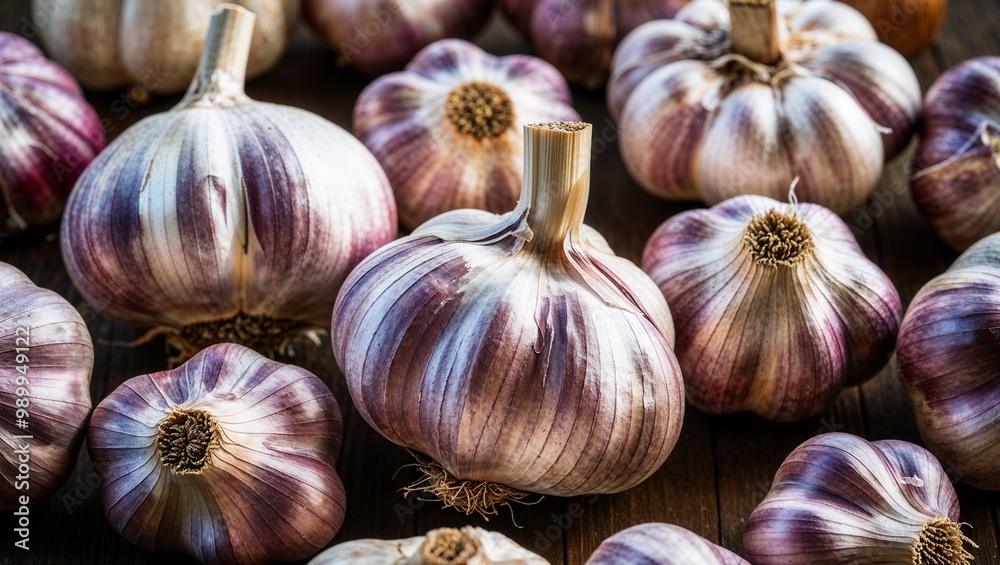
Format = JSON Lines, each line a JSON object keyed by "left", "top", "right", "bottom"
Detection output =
{"left": 332, "top": 122, "right": 684, "bottom": 515}
{"left": 1, "top": 261, "right": 93, "bottom": 512}
{"left": 586, "top": 523, "right": 747, "bottom": 565}
{"left": 88, "top": 343, "right": 346, "bottom": 565}
{"left": 309, "top": 527, "right": 548, "bottom": 564}
{"left": 609, "top": 0, "right": 922, "bottom": 213}
{"left": 0, "top": 32, "right": 105, "bottom": 235}
{"left": 745, "top": 433, "right": 976, "bottom": 565}
{"left": 897, "top": 232, "right": 1000, "bottom": 490}
{"left": 354, "top": 39, "right": 580, "bottom": 229}
{"left": 32, "top": 0, "right": 297, "bottom": 94}
{"left": 303, "top": 0, "right": 495, "bottom": 76}
{"left": 501, "top": 0, "right": 690, "bottom": 87}
{"left": 840, "top": 0, "right": 947, "bottom": 58}
{"left": 61, "top": 5, "right": 396, "bottom": 362}
{"left": 912, "top": 57, "right": 1000, "bottom": 251}
{"left": 642, "top": 194, "right": 901, "bottom": 422}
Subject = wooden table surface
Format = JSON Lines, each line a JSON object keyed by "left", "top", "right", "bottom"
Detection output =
{"left": 3, "top": 2, "right": 1000, "bottom": 564}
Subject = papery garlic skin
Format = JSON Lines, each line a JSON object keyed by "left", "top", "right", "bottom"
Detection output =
{"left": 333, "top": 123, "right": 684, "bottom": 506}
{"left": 586, "top": 523, "right": 748, "bottom": 565}
{"left": 897, "top": 233, "right": 1000, "bottom": 490}
{"left": 745, "top": 433, "right": 973, "bottom": 565}
{"left": 354, "top": 39, "right": 580, "bottom": 229}
{"left": 304, "top": 0, "right": 494, "bottom": 76}
{"left": 0, "top": 262, "right": 93, "bottom": 511}
{"left": 501, "top": 0, "right": 690, "bottom": 87}
{"left": 642, "top": 195, "right": 901, "bottom": 422}
{"left": 0, "top": 33, "right": 105, "bottom": 235}
{"left": 913, "top": 57, "right": 1000, "bottom": 251}
{"left": 88, "top": 343, "right": 345, "bottom": 565}
{"left": 61, "top": 5, "right": 396, "bottom": 360}
{"left": 32, "top": 0, "right": 297, "bottom": 94}
{"left": 309, "top": 526, "right": 549, "bottom": 564}
{"left": 610, "top": 0, "right": 922, "bottom": 213}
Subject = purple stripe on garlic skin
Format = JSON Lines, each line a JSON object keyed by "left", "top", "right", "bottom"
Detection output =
{"left": 897, "top": 232, "right": 1000, "bottom": 491}
{"left": 642, "top": 195, "right": 901, "bottom": 422}
{"left": 610, "top": 0, "right": 921, "bottom": 214}
{"left": 586, "top": 523, "right": 749, "bottom": 565}
{"left": 913, "top": 57, "right": 1000, "bottom": 251}
{"left": 0, "top": 32, "right": 105, "bottom": 235}
{"left": 745, "top": 433, "right": 972, "bottom": 565}
{"left": 88, "top": 343, "right": 346, "bottom": 565}
{"left": 354, "top": 39, "right": 580, "bottom": 230}
{"left": 1, "top": 262, "right": 93, "bottom": 512}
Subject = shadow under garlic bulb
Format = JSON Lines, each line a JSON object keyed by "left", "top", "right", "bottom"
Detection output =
{"left": 88, "top": 343, "right": 346, "bottom": 565}
{"left": 61, "top": 5, "right": 396, "bottom": 362}
{"left": 897, "top": 232, "right": 1000, "bottom": 491}
{"left": 333, "top": 123, "right": 684, "bottom": 516}
{"left": 642, "top": 194, "right": 901, "bottom": 422}
{"left": 586, "top": 523, "right": 748, "bottom": 565}
{"left": 1, "top": 262, "right": 93, "bottom": 511}
{"left": 354, "top": 39, "right": 580, "bottom": 230}
{"left": 609, "top": 0, "right": 921, "bottom": 213}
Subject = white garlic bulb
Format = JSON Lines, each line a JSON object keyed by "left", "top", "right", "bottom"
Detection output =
{"left": 609, "top": 0, "right": 922, "bottom": 213}
{"left": 309, "top": 527, "right": 549, "bottom": 564}
{"left": 354, "top": 39, "right": 580, "bottom": 229}
{"left": 333, "top": 122, "right": 685, "bottom": 515}
{"left": 587, "top": 523, "right": 748, "bottom": 565}
{"left": 61, "top": 5, "right": 396, "bottom": 362}
{"left": 642, "top": 194, "right": 901, "bottom": 421}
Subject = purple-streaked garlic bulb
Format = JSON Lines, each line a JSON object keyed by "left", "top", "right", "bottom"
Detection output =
{"left": 642, "top": 194, "right": 901, "bottom": 422}
{"left": 88, "top": 343, "right": 346, "bottom": 565}
{"left": 897, "top": 232, "right": 1000, "bottom": 490}
{"left": 0, "top": 33, "right": 104, "bottom": 235}
{"left": 308, "top": 527, "right": 548, "bottom": 564}
{"left": 303, "top": 0, "right": 495, "bottom": 76}
{"left": 501, "top": 0, "right": 690, "bottom": 87}
{"left": 354, "top": 39, "right": 580, "bottom": 229}
{"left": 61, "top": 5, "right": 396, "bottom": 363}
{"left": 609, "top": 0, "right": 921, "bottom": 213}
{"left": 913, "top": 57, "right": 1000, "bottom": 251}
{"left": 1, "top": 262, "right": 93, "bottom": 512}
{"left": 586, "top": 523, "right": 748, "bottom": 565}
{"left": 333, "top": 123, "right": 684, "bottom": 516}
{"left": 745, "top": 433, "right": 976, "bottom": 565}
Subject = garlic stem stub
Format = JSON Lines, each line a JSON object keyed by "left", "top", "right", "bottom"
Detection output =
{"left": 88, "top": 343, "right": 346, "bottom": 565}
{"left": 913, "top": 57, "right": 1000, "bottom": 251}
{"left": 586, "top": 523, "right": 748, "bottom": 565}
{"left": 642, "top": 194, "right": 902, "bottom": 422}
{"left": 61, "top": 4, "right": 397, "bottom": 363}
{"left": 0, "top": 33, "right": 105, "bottom": 235}
{"left": 745, "top": 433, "right": 977, "bottom": 565}
{"left": 897, "top": 232, "right": 1000, "bottom": 490}
{"left": 609, "top": 0, "right": 922, "bottom": 213}
{"left": 1, "top": 262, "right": 93, "bottom": 511}
{"left": 308, "top": 526, "right": 549, "bottom": 564}
{"left": 354, "top": 39, "right": 581, "bottom": 229}
{"left": 332, "top": 122, "right": 685, "bottom": 516}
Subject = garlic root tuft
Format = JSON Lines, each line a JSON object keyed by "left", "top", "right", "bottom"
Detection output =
{"left": 402, "top": 455, "right": 542, "bottom": 521}
{"left": 418, "top": 528, "right": 482, "bottom": 565}
{"left": 743, "top": 209, "right": 815, "bottom": 267}
{"left": 156, "top": 408, "right": 220, "bottom": 475}
{"left": 446, "top": 82, "right": 516, "bottom": 140}
{"left": 913, "top": 518, "right": 977, "bottom": 565}
{"left": 170, "top": 314, "right": 326, "bottom": 366}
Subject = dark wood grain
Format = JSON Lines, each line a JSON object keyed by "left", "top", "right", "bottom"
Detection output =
{"left": 2, "top": 2, "right": 1000, "bottom": 564}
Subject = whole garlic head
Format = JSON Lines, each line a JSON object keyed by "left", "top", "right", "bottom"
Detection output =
{"left": 88, "top": 343, "right": 346, "bottom": 565}
{"left": 333, "top": 122, "right": 684, "bottom": 514}
{"left": 354, "top": 39, "right": 580, "bottom": 229}
{"left": 745, "top": 433, "right": 976, "bottom": 565}
{"left": 642, "top": 194, "right": 901, "bottom": 422}
{"left": 897, "top": 232, "right": 1000, "bottom": 490}
{"left": 61, "top": 5, "right": 396, "bottom": 362}
{"left": 586, "top": 523, "right": 748, "bottom": 565}
{"left": 609, "top": 0, "right": 921, "bottom": 213}
{"left": 309, "top": 527, "right": 549, "bottom": 564}
{"left": 1, "top": 261, "right": 93, "bottom": 511}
